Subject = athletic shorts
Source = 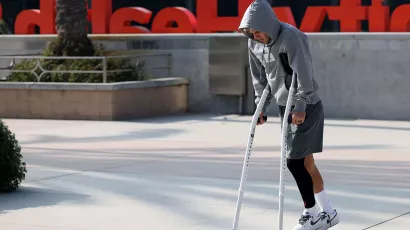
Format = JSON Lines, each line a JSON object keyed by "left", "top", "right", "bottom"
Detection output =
{"left": 278, "top": 100, "right": 324, "bottom": 159}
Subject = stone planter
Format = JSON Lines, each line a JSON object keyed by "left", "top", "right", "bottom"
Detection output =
{"left": 0, "top": 77, "right": 188, "bottom": 120}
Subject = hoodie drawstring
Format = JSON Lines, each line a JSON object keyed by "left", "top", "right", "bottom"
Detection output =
{"left": 260, "top": 44, "right": 273, "bottom": 81}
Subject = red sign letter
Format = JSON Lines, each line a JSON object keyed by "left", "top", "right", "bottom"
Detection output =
{"left": 273, "top": 7, "right": 296, "bottom": 27}
{"left": 14, "top": 0, "right": 56, "bottom": 34}
{"left": 390, "top": 4, "right": 410, "bottom": 32}
{"left": 368, "top": 0, "right": 389, "bottom": 32}
{"left": 89, "top": 0, "right": 112, "bottom": 34}
{"left": 326, "top": 0, "right": 367, "bottom": 32}
{"left": 196, "top": 0, "right": 253, "bottom": 33}
{"left": 110, "top": 7, "right": 152, "bottom": 33}
{"left": 299, "top": 7, "right": 327, "bottom": 32}
{"left": 152, "top": 7, "right": 197, "bottom": 33}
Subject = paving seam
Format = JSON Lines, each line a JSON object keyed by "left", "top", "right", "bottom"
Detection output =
{"left": 362, "top": 211, "right": 410, "bottom": 229}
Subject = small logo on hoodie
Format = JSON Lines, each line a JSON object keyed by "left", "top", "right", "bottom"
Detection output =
{"left": 263, "top": 52, "right": 275, "bottom": 63}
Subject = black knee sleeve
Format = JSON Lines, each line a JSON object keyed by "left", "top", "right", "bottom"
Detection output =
{"left": 287, "top": 158, "right": 315, "bottom": 209}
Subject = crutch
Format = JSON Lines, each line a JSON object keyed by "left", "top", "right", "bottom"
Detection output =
{"left": 232, "top": 71, "right": 297, "bottom": 230}
{"left": 232, "top": 84, "right": 270, "bottom": 230}
{"left": 278, "top": 71, "right": 297, "bottom": 230}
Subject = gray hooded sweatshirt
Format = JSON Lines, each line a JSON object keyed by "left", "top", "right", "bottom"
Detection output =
{"left": 238, "top": 0, "right": 321, "bottom": 113}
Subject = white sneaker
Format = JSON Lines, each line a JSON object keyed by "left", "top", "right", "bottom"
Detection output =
{"left": 292, "top": 212, "right": 326, "bottom": 230}
{"left": 319, "top": 209, "right": 340, "bottom": 229}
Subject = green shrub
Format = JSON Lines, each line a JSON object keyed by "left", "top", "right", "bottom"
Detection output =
{"left": 7, "top": 38, "right": 150, "bottom": 83}
{"left": 0, "top": 120, "right": 27, "bottom": 193}
{"left": 0, "top": 19, "right": 11, "bottom": 34}
{"left": 47, "top": 36, "right": 95, "bottom": 57}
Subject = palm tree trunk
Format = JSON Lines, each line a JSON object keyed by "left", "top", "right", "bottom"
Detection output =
{"left": 55, "top": 0, "right": 88, "bottom": 39}
{"left": 50, "top": 0, "right": 94, "bottom": 56}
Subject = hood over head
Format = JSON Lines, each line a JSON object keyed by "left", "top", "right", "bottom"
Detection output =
{"left": 238, "top": 0, "right": 281, "bottom": 44}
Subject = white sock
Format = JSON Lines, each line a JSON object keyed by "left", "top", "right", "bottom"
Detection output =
{"left": 303, "top": 206, "right": 317, "bottom": 216}
{"left": 314, "top": 189, "right": 334, "bottom": 213}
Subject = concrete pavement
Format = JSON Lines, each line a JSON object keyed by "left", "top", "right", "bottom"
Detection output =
{"left": 0, "top": 114, "right": 409, "bottom": 230}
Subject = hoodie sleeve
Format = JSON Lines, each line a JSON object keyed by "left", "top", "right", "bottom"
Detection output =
{"left": 248, "top": 47, "right": 272, "bottom": 113}
{"left": 285, "top": 31, "right": 315, "bottom": 112}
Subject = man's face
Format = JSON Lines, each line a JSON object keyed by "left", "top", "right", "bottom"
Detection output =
{"left": 249, "top": 29, "right": 270, "bottom": 44}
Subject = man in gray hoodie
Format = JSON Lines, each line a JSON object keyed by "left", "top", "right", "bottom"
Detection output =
{"left": 239, "top": 0, "right": 339, "bottom": 229}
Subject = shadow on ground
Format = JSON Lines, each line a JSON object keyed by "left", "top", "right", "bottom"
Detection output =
{"left": 0, "top": 186, "right": 90, "bottom": 215}
{"left": 12, "top": 144, "right": 410, "bottom": 229}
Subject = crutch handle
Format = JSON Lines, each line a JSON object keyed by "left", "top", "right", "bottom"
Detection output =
{"left": 287, "top": 114, "right": 292, "bottom": 124}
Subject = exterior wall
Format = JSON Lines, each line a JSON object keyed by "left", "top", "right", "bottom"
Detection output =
{"left": 0, "top": 78, "right": 188, "bottom": 120}
{"left": 0, "top": 33, "right": 409, "bottom": 121}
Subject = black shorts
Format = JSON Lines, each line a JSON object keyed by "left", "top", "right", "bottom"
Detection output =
{"left": 278, "top": 100, "right": 324, "bottom": 159}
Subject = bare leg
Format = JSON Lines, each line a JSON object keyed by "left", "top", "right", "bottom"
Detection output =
{"left": 304, "top": 155, "right": 340, "bottom": 227}
{"left": 304, "top": 154, "right": 324, "bottom": 193}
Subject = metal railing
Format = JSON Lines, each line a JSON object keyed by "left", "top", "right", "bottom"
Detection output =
{"left": 0, "top": 53, "right": 172, "bottom": 83}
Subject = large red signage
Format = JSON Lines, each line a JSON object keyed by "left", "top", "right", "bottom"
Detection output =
{"left": 4, "top": 0, "right": 410, "bottom": 34}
